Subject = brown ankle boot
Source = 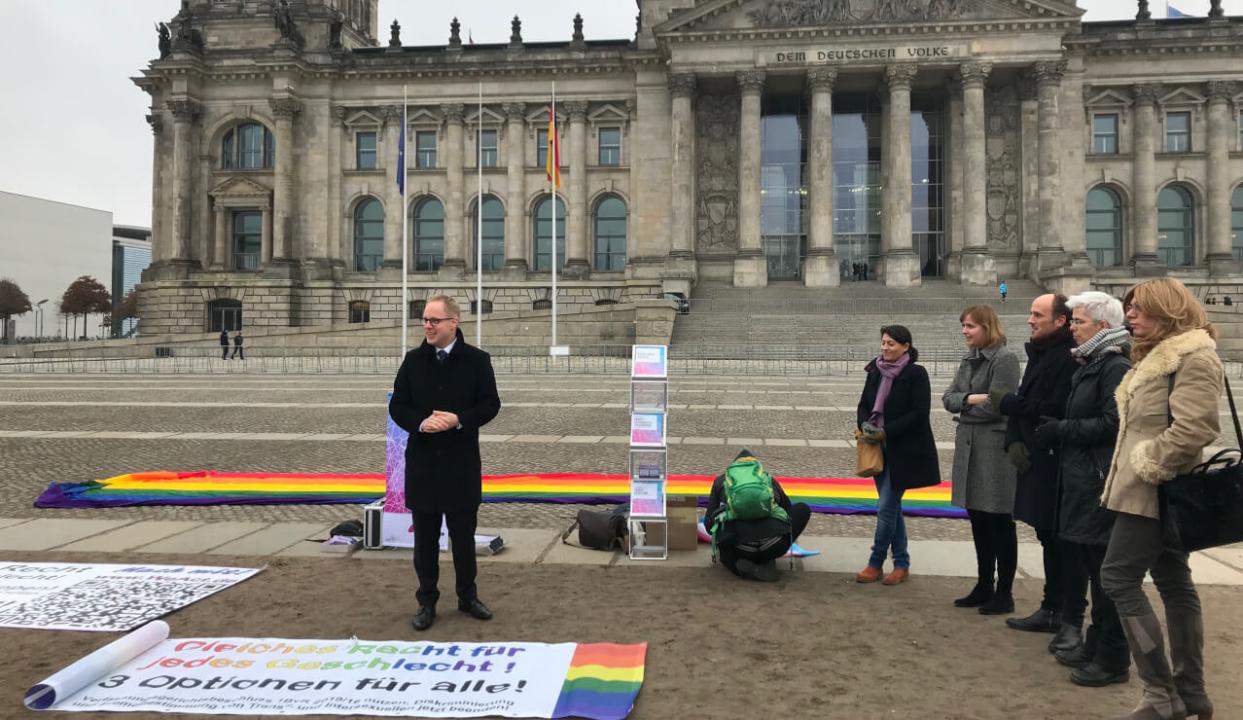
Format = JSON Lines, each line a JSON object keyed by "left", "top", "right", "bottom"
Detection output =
{"left": 882, "top": 567, "right": 909, "bottom": 585}
{"left": 856, "top": 565, "right": 883, "bottom": 583}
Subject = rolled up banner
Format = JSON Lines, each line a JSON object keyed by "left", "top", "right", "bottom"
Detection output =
{"left": 25, "top": 620, "right": 170, "bottom": 710}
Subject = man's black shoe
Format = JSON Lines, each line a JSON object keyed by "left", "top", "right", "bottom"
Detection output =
{"left": 1054, "top": 644, "right": 1092, "bottom": 669}
{"left": 1006, "top": 608, "right": 1059, "bottom": 633}
{"left": 1048, "top": 623, "right": 1083, "bottom": 654}
{"left": 458, "top": 598, "right": 493, "bottom": 620}
{"left": 1069, "top": 663, "right": 1130, "bottom": 687}
{"left": 736, "top": 558, "right": 780, "bottom": 582}
{"left": 412, "top": 606, "right": 436, "bottom": 632}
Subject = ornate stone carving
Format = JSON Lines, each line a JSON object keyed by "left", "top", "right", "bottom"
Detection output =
{"left": 167, "top": 100, "right": 201, "bottom": 122}
{"left": 1137, "top": 0, "right": 1152, "bottom": 20}
{"left": 696, "top": 93, "right": 740, "bottom": 254}
{"left": 1209, "top": 0, "right": 1224, "bottom": 19}
{"left": 388, "top": 19, "right": 401, "bottom": 48}
{"left": 1032, "top": 60, "right": 1067, "bottom": 87}
{"left": 146, "top": 113, "right": 164, "bottom": 136}
{"left": 884, "top": 64, "right": 918, "bottom": 91}
{"left": 503, "top": 102, "right": 526, "bottom": 121}
{"left": 449, "top": 17, "right": 462, "bottom": 48}
{"left": 1206, "top": 80, "right": 1236, "bottom": 102}
{"left": 441, "top": 103, "right": 466, "bottom": 124}
{"left": 510, "top": 15, "right": 523, "bottom": 45}
{"left": 747, "top": 0, "right": 981, "bottom": 26}
{"left": 272, "top": 0, "right": 305, "bottom": 50}
{"left": 668, "top": 73, "right": 697, "bottom": 98}
{"left": 1132, "top": 83, "right": 1162, "bottom": 106}
{"left": 331, "top": 106, "right": 348, "bottom": 125}
{"left": 958, "top": 62, "right": 991, "bottom": 88}
{"left": 736, "top": 70, "right": 766, "bottom": 95}
{"left": 381, "top": 105, "right": 402, "bottom": 124}
{"left": 562, "top": 100, "right": 589, "bottom": 122}
{"left": 269, "top": 98, "right": 304, "bottom": 119}
{"left": 155, "top": 22, "right": 171, "bottom": 59}
{"left": 984, "top": 85, "right": 1021, "bottom": 252}
{"left": 806, "top": 67, "right": 837, "bottom": 93}
{"left": 571, "top": 13, "right": 585, "bottom": 46}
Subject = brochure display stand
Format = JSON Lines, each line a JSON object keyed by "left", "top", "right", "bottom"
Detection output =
{"left": 628, "top": 345, "right": 669, "bottom": 560}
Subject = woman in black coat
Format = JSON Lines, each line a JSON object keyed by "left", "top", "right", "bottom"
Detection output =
{"left": 855, "top": 325, "right": 941, "bottom": 585}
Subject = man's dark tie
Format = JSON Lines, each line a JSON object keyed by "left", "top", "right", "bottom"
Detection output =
{"left": 436, "top": 350, "right": 447, "bottom": 365}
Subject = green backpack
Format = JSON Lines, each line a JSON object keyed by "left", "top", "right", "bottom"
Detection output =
{"left": 715, "top": 456, "right": 789, "bottom": 529}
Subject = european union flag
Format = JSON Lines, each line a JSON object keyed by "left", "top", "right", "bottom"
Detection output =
{"left": 1167, "top": 2, "right": 1191, "bottom": 17}
{"left": 395, "top": 114, "right": 406, "bottom": 195}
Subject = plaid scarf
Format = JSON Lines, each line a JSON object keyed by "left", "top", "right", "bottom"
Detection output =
{"left": 1071, "top": 326, "right": 1131, "bottom": 363}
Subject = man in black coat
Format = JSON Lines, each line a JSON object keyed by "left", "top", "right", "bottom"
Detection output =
{"left": 990, "top": 293, "right": 1085, "bottom": 643}
{"left": 219, "top": 329, "right": 229, "bottom": 359}
{"left": 388, "top": 295, "right": 500, "bottom": 632}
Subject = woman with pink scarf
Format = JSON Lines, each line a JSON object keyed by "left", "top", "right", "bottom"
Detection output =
{"left": 854, "top": 325, "right": 942, "bottom": 585}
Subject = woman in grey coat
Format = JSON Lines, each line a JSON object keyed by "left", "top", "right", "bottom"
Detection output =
{"left": 943, "top": 304, "right": 1021, "bottom": 614}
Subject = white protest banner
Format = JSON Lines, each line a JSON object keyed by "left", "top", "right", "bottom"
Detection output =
{"left": 32, "top": 632, "right": 646, "bottom": 719}
{"left": 0, "top": 562, "right": 262, "bottom": 631}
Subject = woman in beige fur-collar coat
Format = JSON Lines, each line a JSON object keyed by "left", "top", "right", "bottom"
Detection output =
{"left": 1100, "top": 278, "right": 1222, "bottom": 720}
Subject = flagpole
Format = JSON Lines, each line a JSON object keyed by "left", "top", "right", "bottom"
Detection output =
{"left": 476, "top": 81, "right": 484, "bottom": 348}
{"left": 550, "top": 80, "right": 558, "bottom": 351}
{"left": 401, "top": 85, "right": 409, "bottom": 359}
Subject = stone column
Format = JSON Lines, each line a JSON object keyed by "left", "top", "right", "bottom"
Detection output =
{"left": 804, "top": 68, "right": 839, "bottom": 287}
{"left": 167, "top": 100, "right": 201, "bottom": 269}
{"left": 502, "top": 102, "right": 528, "bottom": 279}
{"left": 213, "top": 204, "right": 227, "bottom": 270}
{"left": 1131, "top": 84, "right": 1161, "bottom": 272}
{"left": 145, "top": 113, "right": 165, "bottom": 266}
{"left": 1033, "top": 61, "right": 1067, "bottom": 275}
{"left": 381, "top": 105, "right": 404, "bottom": 275}
{"left": 945, "top": 81, "right": 965, "bottom": 278}
{"left": 261, "top": 205, "right": 273, "bottom": 266}
{"left": 959, "top": 62, "right": 996, "bottom": 286}
{"left": 441, "top": 103, "right": 467, "bottom": 279}
{"left": 564, "top": 100, "right": 591, "bottom": 278}
{"left": 734, "top": 69, "right": 767, "bottom": 288}
{"left": 1206, "top": 81, "right": 1237, "bottom": 273}
{"left": 269, "top": 98, "right": 302, "bottom": 274}
{"left": 668, "top": 73, "right": 697, "bottom": 260}
{"left": 881, "top": 65, "right": 919, "bottom": 288}
{"left": 328, "top": 106, "right": 347, "bottom": 267}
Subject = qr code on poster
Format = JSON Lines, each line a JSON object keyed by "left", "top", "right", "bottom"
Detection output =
{"left": 0, "top": 577, "right": 235, "bottom": 631}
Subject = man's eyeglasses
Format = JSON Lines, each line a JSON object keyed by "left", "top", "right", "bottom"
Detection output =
{"left": 421, "top": 316, "right": 456, "bottom": 327}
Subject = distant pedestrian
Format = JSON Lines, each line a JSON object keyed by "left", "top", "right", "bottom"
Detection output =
{"left": 862, "top": 263, "right": 870, "bottom": 281}
{"left": 231, "top": 330, "right": 244, "bottom": 360}
{"left": 219, "top": 329, "right": 229, "bottom": 359}
{"left": 999, "top": 280, "right": 1009, "bottom": 303}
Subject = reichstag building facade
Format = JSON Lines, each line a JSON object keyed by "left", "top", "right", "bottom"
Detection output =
{"left": 135, "top": 0, "right": 1243, "bottom": 335}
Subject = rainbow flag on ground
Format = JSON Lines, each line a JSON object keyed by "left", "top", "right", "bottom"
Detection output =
{"left": 553, "top": 643, "right": 646, "bottom": 720}
{"left": 34, "top": 471, "right": 965, "bottom": 518}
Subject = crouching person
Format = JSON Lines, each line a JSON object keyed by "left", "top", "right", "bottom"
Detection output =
{"left": 704, "top": 450, "right": 811, "bottom": 582}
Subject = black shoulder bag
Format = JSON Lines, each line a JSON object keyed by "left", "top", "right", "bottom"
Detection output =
{"left": 1160, "top": 373, "right": 1243, "bottom": 552}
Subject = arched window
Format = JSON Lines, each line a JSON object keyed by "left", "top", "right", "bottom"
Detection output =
{"left": 207, "top": 299, "right": 242, "bottom": 333}
{"left": 473, "top": 195, "right": 505, "bottom": 272}
{"left": 533, "top": 196, "right": 566, "bottom": 271}
{"left": 1157, "top": 185, "right": 1195, "bottom": 267}
{"left": 353, "top": 198, "right": 384, "bottom": 271}
{"left": 1232, "top": 185, "right": 1243, "bottom": 261}
{"left": 1085, "top": 187, "right": 1123, "bottom": 267}
{"left": 594, "top": 195, "right": 627, "bottom": 271}
{"left": 221, "top": 122, "right": 275, "bottom": 170}
{"left": 412, "top": 198, "right": 444, "bottom": 272}
{"left": 348, "top": 300, "right": 370, "bottom": 324}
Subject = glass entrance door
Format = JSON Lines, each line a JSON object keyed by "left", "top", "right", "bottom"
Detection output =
{"left": 763, "top": 236, "right": 804, "bottom": 280}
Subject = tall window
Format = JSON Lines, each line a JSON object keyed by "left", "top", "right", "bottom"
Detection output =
{"left": 598, "top": 127, "right": 621, "bottom": 166}
{"left": 413, "top": 198, "right": 444, "bottom": 271}
{"left": 832, "top": 95, "right": 883, "bottom": 279}
{"left": 415, "top": 131, "right": 437, "bottom": 169}
{"left": 1086, "top": 187, "right": 1123, "bottom": 267}
{"left": 356, "top": 131, "right": 377, "bottom": 169}
{"left": 473, "top": 195, "right": 505, "bottom": 271}
{"left": 1092, "top": 114, "right": 1118, "bottom": 155}
{"left": 594, "top": 196, "right": 627, "bottom": 271}
{"left": 1165, "top": 111, "right": 1191, "bottom": 153}
{"left": 536, "top": 128, "right": 549, "bottom": 167}
{"left": 231, "top": 211, "right": 262, "bottom": 271}
{"left": 760, "top": 95, "right": 807, "bottom": 281}
{"left": 353, "top": 198, "right": 384, "bottom": 271}
{"left": 1157, "top": 185, "right": 1195, "bottom": 266}
{"left": 208, "top": 299, "right": 242, "bottom": 332}
{"left": 1232, "top": 185, "right": 1243, "bottom": 261}
{"left": 533, "top": 196, "right": 566, "bottom": 271}
{"left": 479, "top": 130, "right": 498, "bottom": 167}
{"left": 221, "top": 123, "right": 275, "bottom": 169}
{"left": 911, "top": 103, "right": 946, "bottom": 278}
{"left": 348, "top": 300, "right": 370, "bottom": 324}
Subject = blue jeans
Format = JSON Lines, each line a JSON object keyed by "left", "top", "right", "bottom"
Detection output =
{"left": 869, "top": 466, "right": 909, "bottom": 569}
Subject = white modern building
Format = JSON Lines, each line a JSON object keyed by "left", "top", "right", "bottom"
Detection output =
{"left": 112, "top": 226, "right": 153, "bottom": 337}
{"left": 0, "top": 191, "right": 113, "bottom": 340}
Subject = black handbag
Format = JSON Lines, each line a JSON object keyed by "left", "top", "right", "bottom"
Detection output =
{"left": 1159, "top": 374, "right": 1243, "bottom": 552}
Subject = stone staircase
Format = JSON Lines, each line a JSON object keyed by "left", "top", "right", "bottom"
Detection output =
{"left": 670, "top": 279, "right": 1044, "bottom": 361}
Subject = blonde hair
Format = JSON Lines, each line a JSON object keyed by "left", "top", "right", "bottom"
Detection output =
{"left": 425, "top": 294, "right": 460, "bottom": 319}
{"left": 1123, "top": 278, "right": 1216, "bottom": 362}
{"left": 959, "top": 304, "right": 1007, "bottom": 348}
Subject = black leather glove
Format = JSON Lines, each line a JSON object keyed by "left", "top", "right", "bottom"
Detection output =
{"left": 1032, "top": 421, "right": 1063, "bottom": 450}
{"left": 1006, "top": 442, "right": 1031, "bottom": 474}
{"left": 988, "top": 388, "right": 1012, "bottom": 412}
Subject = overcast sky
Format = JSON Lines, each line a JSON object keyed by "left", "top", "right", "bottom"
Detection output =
{"left": 0, "top": 0, "right": 1239, "bottom": 228}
